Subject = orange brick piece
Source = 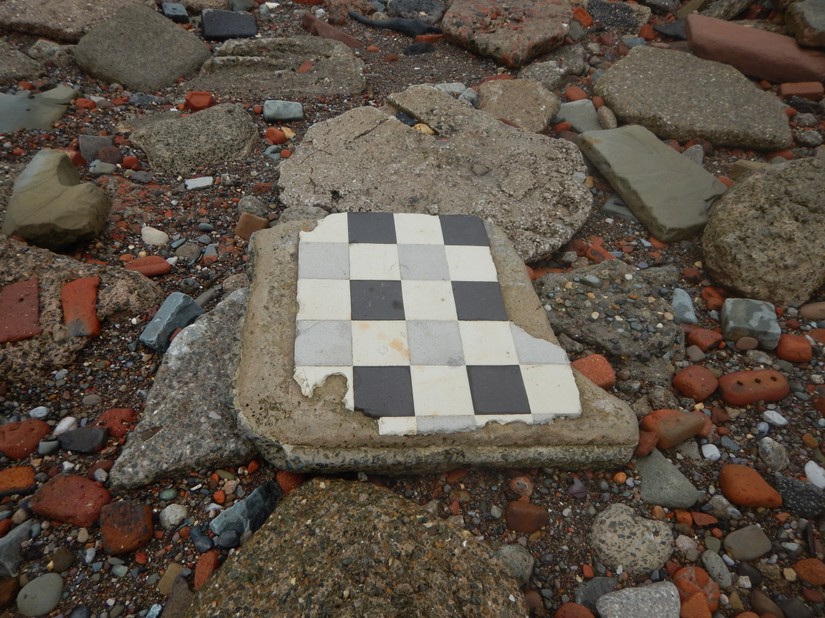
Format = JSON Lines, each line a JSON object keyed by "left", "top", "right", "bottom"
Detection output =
{"left": 235, "top": 212, "right": 269, "bottom": 241}
{"left": 672, "top": 365, "right": 718, "bottom": 401}
{"left": 0, "top": 466, "right": 37, "bottom": 496}
{"left": 795, "top": 558, "right": 825, "bottom": 586}
{"left": 571, "top": 354, "right": 615, "bottom": 389}
{"left": 778, "top": 82, "right": 824, "bottom": 100}
{"left": 0, "top": 278, "right": 41, "bottom": 343}
{"left": 61, "top": 276, "right": 101, "bottom": 337}
{"left": 717, "top": 369, "right": 789, "bottom": 406}
{"left": 775, "top": 334, "right": 813, "bottom": 363}
{"left": 0, "top": 419, "right": 51, "bottom": 460}
{"left": 125, "top": 255, "right": 173, "bottom": 277}
{"left": 673, "top": 566, "right": 720, "bottom": 612}
{"left": 719, "top": 464, "right": 782, "bottom": 508}
{"left": 640, "top": 409, "right": 705, "bottom": 450}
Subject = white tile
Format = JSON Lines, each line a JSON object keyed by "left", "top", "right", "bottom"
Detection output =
{"left": 475, "top": 414, "right": 533, "bottom": 427}
{"left": 416, "top": 415, "right": 476, "bottom": 434}
{"left": 410, "top": 365, "right": 474, "bottom": 416}
{"left": 293, "top": 366, "right": 354, "bottom": 409}
{"left": 407, "top": 321, "right": 463, "bottom": 365}
{"left": 349, "top": 244, "right": 400, "bottom": 280}
{"left": 299, "top": 213, "right": 348, "bottom": 243}
{"left": 459, "top": 321, "right": 518, "bottom": 365}
{"left": 296, "top": 279, "right": 351, "bottom": 320}
{"left": 444, "top": 245, "right": 498, "bottom": 281}
{"left": 520, "top": 365, "right": 582, "bottom": 417}
{"left": 378, "top": 416, "right": 418, "bottom": 436}
{"left": 510, "top": 324, "right": 570, "bottom": 365}
{"left": 393, "top": 213, "right": 445, "bottom": 245}
{"left": 352, "top": 320, "right": 409, "bottom": 365}
{"left": 401, "top": 280, "right": 457, "bottom": 320}
{"left": 298, "top": 242, "right": 349, "bottom": 279}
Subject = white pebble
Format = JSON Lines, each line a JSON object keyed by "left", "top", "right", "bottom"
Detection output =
{"left": 701, "top": 443, "right": 721, "bottom": 461}
{"left": 28, "top": 406, "right": 49, "bottom": 419}
{"left": 762, "top": 410, "right": 788, "bottom": 427}
{"left": 141, "top": 226, "right": 170, "bottom": 246}
{"left": 53, "top": 417, "right": 78, "bottom": 436}
{"left": 805, "top": 460, "right": 825, "bottom": 489}
{"left": 184, "top": 176, "right": 214, "bottom": 190}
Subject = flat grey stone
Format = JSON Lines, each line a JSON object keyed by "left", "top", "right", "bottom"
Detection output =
{"left": 576, "top": 576, "right": 617, "bottom": 611}
{"left": 636, "top": 449, "right": 701, "bottom": 509}
{"left": 702, "top": 549, "right": 732, "bottom": 589}
{"left": 263, "top": 100, "right": 304, "bottom": 122}
{"left": 758, "top": 436, "right": 789, "bottom": 471}
{"left": 594, "top": 46, "right": 792, "bottom": 150}
{"left": 578, "top": 125, "right": 727, "bottom": 242}
{"left": 786, "top": 0, "right": 825, "bottom": 48}
{"left": 496, "top": 544, "right": 535, "bottom": 585}
{"left": 556, "top": 100, "right": 602, "bottom": 133}
{"left": 703, "top": 158, "right": 825, "bottom": 306}
{"left": 129, "top": 104, "right": 259, "bottom": 176}
{"left": 16, "top": 572, "right": 64, "bottom": 617}
{"left": 234, "top": 221, "right": 638, "bottom": 474}
{"left": 0, "top": 0, "right": 155, "bottom": 43}
{"left": 209, "top": 480, "right": 281, "bottom": 535}
{"left": 201, "top": 8, "right": 256, "bottom": 41}
{"left": 111, "top": 290, "right": 255, "bottom": 489}
{"left": 188, "top": 478, "right": 527, "bottom": 617}
{"left": 596, "top": 581, "right": 680, "bottom": 618}
{"left": 0, "top": 85, "right": 78, "bottom": 133}
{"left": 185, "top": 36, "right": 365, "bottom": 98}
{"left": 773, "top": 474, "right": 825, "bottom": 519}
{"left": 477, "top": 79, "right": 559, "bottom": 133}
{"left": 671, "top": 288, "right": 697, "bottom": 324}
{"left": 78, "top": 135, "right": 113, "bottom": 162}
{"left": 720, "top": 298, "right": 781, "bottom": 350}
{"left": 162, "top": 2, "right": 190, "bottom": 22}
{"left": 74, "top": 4, "right": 210, "bottom": 92}
{"left": 0, "top": 521, "right": 33, "bottom": 577}
{"left": 279, "top": 84, "right": 594, "bottom": 263}
{"left": 2, "top": 150, "right": 111, "bottom": 249}
{"left": 139, "top": 292, "right": 204, "bottom": 352}
{"left": 0, "top": 41, "right": 45, "bottom": 85}
{"left": 57, "top": 427, "right": 109, "bottom": 453}
{"left": 724, "top": 524, "right": 772, "bottom": 561}
{"left": 591, "top": 504, "right": 673, "bottom": 577}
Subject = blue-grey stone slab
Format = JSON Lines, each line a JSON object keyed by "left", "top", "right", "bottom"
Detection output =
{"left": 162, "top": 2, "right": 189, "bottom": 23}
{"left": 139, "top": 292, "right": 204, "bottom": 352}
{"left": 0, "top": 86, "right": 77, "bottom": 133}
{"left": 209, "top": 481, "right": 281, "bottom": 535}
{"left": 721, "top": 298, "right": 781, "bottom": 350}
{"left": 578, "top": 125, "right": 727, "bottom": 242}
{"left": 264, "top": 100, "right": 304, "bottom": 122}
{"left": 555, "top": 100, "right": 602, "bottom": 133}
{"left": 201, "top": 9, "right": 257, "bottom": 41}
{"left": 671, "top": 288, "right": 697, "bottom": 324}
{"left": 0, "top": 521, "right": 33, "bottom": 577}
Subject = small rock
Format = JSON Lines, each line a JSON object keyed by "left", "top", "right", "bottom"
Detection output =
{"left": 805, "top": 460, "right": 825, "bottom": 489}
{"left": 142, "top": 226, "right": 170, "bottom": 246}
{"left": 100, "top": 501, "right": 154, "bottom": 555}
{"left": 263, "top": 100, "right": 304, "bottom": 122}
{"left": 591, "top": 504, "right": 673, "bottom": 577}
{"left": 496, "top": 544, "right": 535, "bottom": 585}
{"left": 701, "top": 550, "right": 732, "bottom": 589}
{"left": 596, "top": 581, "right": 680, "bottom": 618}
{"left": 724, "top": 524, "right": 772, "bottom": 561}
{"left": 160, "top": 504, "right": 188, "bottom": 530}
{"left": 505, "top": 501, "right": 548, "bottom": 533}
{"left": 16, "top": 573, "right": 63, "bottom": 617}
{"left": 718, "top": 464, "right": 782, "bottom": 509}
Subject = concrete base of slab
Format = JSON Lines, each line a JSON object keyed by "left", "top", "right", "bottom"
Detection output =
{"left": 234, "top": 220, "right": 638, "bottom": 473}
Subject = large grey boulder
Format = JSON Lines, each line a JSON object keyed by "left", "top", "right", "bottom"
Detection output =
{"left": 594, "top": 46, "right": 792, "bottom": 150}
{"left": 74, "top": 4, "right": 210, "bottom": 92}
{"left": 2, "top": 150, "right": 111, "bottom": 249}
{"left": 184, "top": 36, "right": 366, "bottom": 98}
{"left": 0, "top": 41, "right": 45, "bottom": 85}
{"left": 278, "top": 84, "right": 593, "bottom": 263}
{"left": 591, "top": 503, "right": 673, "bottom": 577}
{"left": 0, "top": 0, "right": 154, "bottom": 43}
{"left": 187, "top": 478, "right": 527, "bottom": 617}
{"left": 786, "top": 0, "right": 825, "bottom": 48}
{"left": 702, "top": 158, "right": 825, "bottom": 306}
{"left": 110, "top": 289, "right": 256, "bottom": 489}
{"left": 129, "top": 103, "right": 259, "bottom": 176}
{"left": 0, "top": 85, "right": 78, "bottom": 133}
{"left": 578, "top": 125, "right": 727, "bottom": 242}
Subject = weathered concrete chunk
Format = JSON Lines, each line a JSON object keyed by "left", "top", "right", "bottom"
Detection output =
{"left": 687, "top": 14, "right": 825, "bottom": 83}
{"left": 578, "top": 125, "right": 727, "bottom": 242}
{"left": 233, "top": 220, "right": 637, "bottom": 474}
{"left": 129, "top": 103, "right": 259, "bottom": 176}
{"left": 139, "top": 292, "right": 203, "bottom": 352}
{"left": 185, "top": 36, "right": 365, "bottom": 98}
{"left": 785, "top": 0, "right": 825, "bottom": 48}
{"left": 721, "top": 298, "right": 781, "bottom": 350}
{"left": 596, "top": 582, "right": 681, "bottom": 618}
{"left": 588, "top": 0, "right": 651, "bottom": 34}
{"left": 700, "top": 0, "right": 751, "bottom": 20}
{"left": 477, "top": 78, "right": 559, "bottom": 133}
{"left": 279, "top": 84, "right": 593, "bottom": 263}
{"left": 591, "top": 504, "right": 673, "bottom": 577}
{"left": 594, "top": 46, "right": 792, "bottom": 150}
{"left": 0, "top": 0, "right": 155, "bottom": 43}
{"left": 111, "top": 290, "right": 255, "bottom": 489}
{"left": 188, "top": 478, "right": 527, "bottom": 617}
{"left": 442, "top": 0, "right": 572, "bottom": 68}
{"left": 703, "top": 158, "right": 825, "bottom": 306}
{"left": 74, "top": 4, "right": 210, "bottom": 92}
{"left": 2, "top": 150, "right": 111, "bottom": 249}
{"left": 0, "top": 41, "right": 45, "bottom": 85}
{"left": 0, "top": 85, "right": 78, "bottom": 133}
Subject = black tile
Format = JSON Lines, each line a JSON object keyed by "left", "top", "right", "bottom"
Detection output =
{"left": 348, "top": 212, "right": 397, "bottom": 244}
{"left": 439, "top": 214, "right": 489, "bottom": 246}
{"left": 467, "top": 366, "right": 531, "bottom": 415}
{"left": 201, "top": 9, "right": 257, "bottom": 41}
{"left": 451, "top": 281, "right": 508, "bottom": 321}
{"left": 354, "top": 366, "right": 414, "bottom": 418}
{"left": 351, "top": 280, "right": 405, "bottom": 320}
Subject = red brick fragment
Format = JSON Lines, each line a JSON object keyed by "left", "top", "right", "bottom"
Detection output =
{"left": 686, "top": 328, "right": 723, "bottom": 352}
{"left": 571, "top": 7, "right": 593, "bottom": 28}
{"left": 505, "top": 501, "right": 548, "bottom": 533}
{"left": 100, "top": 501, "right": 154, "bottom": 555}
{"left": 75, "top": 97, "right": 96, "bottom": 110}
{"left": 564, "top": 85, "right": 588, "bottom": 101}
{"left": 0, "top": 279, "right": 41, "bottom": 343}
{"left": 94, "top": 408, "right": 137, "bottom": 440}
{"left": 673, "top": 566, "right": 720, "bottom": 611}
{"left": 0, "top": 466, "right": 36, "bottom": 496}
{"left": 275, "top": 470, "right": 305, "bottom": 495}
{"left": 195, "top": 550, "right": 221, "bottom": 590}
{"left": 672, "top": 365, "right": 718, "bottom": 401}
{"left": 125, "top": 256, "right": 172, "bottom": 277}
{"left": 701, "top": 286, "right": 726, "bottom": 311}
{"left": 681, "top": 591, "right": 712, "bottom": 618}
{"left": 717, "top": 369, "right": 789, "bottom": 406}
{"left": 61, "top": 276, "right": 101, "bottom": 337}
{"left": 719, "top": 464, "right": 782, "bottom": 508}
{"left": 264, "top": 127, "right": 288, "bottom": 145}
{"left": 572, "top": 354, "right": 615, "bottom": 389}
{"left": 778, "top": 82, "right": 824, "bottom": 100}
{"left": 556, "top": 602, "right": 595, "bottom": 618}
{"left": 0, "top": 419, "right": 51, "bottom": 459}
{"left": 640, "top": 409, "right": 705, "bottom": 450}
{"left": 185, "top": 91, "right": 214, "bottom": 112}
{"left": 30, "top": 475, "right": 112, "bottom": 527}
{"left": 775, "top": 334, "right": 812, "bottom": 363}
{"left": 296, "top": 60, "right": 314, "bottom": 74}
{"left": 795, "top": 558, "right": 825, "bottom": 585}
{"left": 634, "top": 430, "right": 658, "bottom": 457}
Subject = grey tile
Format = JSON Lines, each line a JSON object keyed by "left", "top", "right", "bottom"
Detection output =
{"left": 298, "top": 242, "right": 350, "bottom": 279}
{"left": 510, "top": 324, "right": 570, "bottom": 364}
{"left": 353, "top": 366, "right": 414, "bottom": 418}
{"left": 348, "top": 212, "right": 396, "bottom": 244}
{"left": 439, "top": 214, "right": 489, "bottom": 246}
{"left": 407, "top": 321, "right": 464, "bottom": 365}
{"left": 416, "top": 415, "right": 476, "bottom": 434}
{"left": 398, "top": 244, "right": 450, "bottom": 280}
{"left": 467, "top": 365, "right": 531, "bottom": 414}
{"left": 294, "top": 320, "right": 352, "bottom": 366}
{"left": 351, "top": 280, "right": 405, "bottom": 320}
{"left": 452, "top": 281, "right": 508, "bottom": 321}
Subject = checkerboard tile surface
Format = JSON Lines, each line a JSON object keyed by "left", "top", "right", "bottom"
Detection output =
{"left": 293, "top": 212, "right": 581, "bottom": 435}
